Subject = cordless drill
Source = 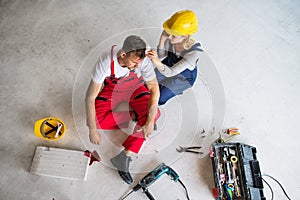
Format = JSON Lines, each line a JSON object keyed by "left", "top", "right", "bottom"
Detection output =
{"left": 120, "top": 163, "right": 189, "bottom": 200}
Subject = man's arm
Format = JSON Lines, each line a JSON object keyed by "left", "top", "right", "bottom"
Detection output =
{"left": 85, "top": 80, "right": 103, "bottom": 145}
{"left": 142, "top": 77, "right": 160, "bottom": 139}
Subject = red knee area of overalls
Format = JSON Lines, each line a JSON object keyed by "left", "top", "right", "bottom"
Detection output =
{"left": 122, "top": 108, "right": 161, "bottom": 153}
{"left": 122, "top": 131, "right": 145, "bottom": 154}
{"left": 95, "top": 99, "right": 134, "bottom": 130}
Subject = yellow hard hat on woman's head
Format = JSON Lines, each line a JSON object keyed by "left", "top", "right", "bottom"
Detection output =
{"left": 163, "top": 10, "right": 198, "bottom": 36}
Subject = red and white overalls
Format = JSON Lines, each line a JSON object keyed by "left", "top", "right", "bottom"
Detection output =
{"left": 95, "top": 45, "right": 160, "bottom": 153}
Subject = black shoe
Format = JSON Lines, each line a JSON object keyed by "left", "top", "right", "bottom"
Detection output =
{"left": 111, "top": 151, "right": 133, "bottom": 184}
{"left": 117, "top": 170, "right": 133, "bottom": 185}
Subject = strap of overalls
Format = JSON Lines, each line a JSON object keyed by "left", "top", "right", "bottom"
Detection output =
{"left": 110, "top": 45, "right": 117, "bottom": 78}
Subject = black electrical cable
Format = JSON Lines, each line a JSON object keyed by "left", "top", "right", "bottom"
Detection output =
{"left": 178, "top": 179, "right": 190, "bottom": 200}
{"left": 262, "top": 174, "right": 291, "bottom": 200}
{"left": 262, "top": 177, "right": 274, "bottom": 200}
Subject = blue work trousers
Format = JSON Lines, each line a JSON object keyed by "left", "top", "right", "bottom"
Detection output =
{"left": 155, "top": 68, "right": 192, "bottom": 105}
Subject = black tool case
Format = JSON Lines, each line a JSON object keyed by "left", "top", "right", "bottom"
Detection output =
{"left": 210, "top": 142, "right": 266, "bottom": 200}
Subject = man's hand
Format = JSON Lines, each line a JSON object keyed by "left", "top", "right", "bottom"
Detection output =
{"left": 89, "top": 129, "right": 101, "bottom": 145}
{"left": 138, "top": 123, "right": 154, "bottom": 140}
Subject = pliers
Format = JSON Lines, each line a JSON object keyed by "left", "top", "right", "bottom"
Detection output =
{"left": 176, "top": 146, "right": 203, "bottom": 154}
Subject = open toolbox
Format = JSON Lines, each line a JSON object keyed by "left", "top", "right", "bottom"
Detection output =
{"left": 210, "top": 142, "right": 266, "bottom": 200}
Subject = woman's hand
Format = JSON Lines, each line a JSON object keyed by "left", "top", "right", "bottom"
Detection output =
{"left": 158, "top": 30, "right": 169, "bottom": 50}
{"left": 147, "top": 49, "right": 165, "bottom": 71}
{"left": 160, "top": 30, "right": 169, "bottom": 41}
{"left": 146, "top": 49, "right": 159, "bottom": 63}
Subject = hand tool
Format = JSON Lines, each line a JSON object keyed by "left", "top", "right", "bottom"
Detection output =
{"left": 228, "top": 147, "right": 236, "bottom": 155}
{"left": 230, "top": 156, "right": 238, "bottom": 164}
{"left": 226, "top": 161, "right": 234, "bottom": 184}
{"left": 120, "top": 163, "right": 190, "bottom": 200}
{"left": 215, "top": 133, "right": 235, "bottom": 143}
{"left": 224, "top": 183, "right": 234, "bottom": 200}
{"left": 219, "top": 173, "right": 226, "bottom": 184}
{"left": 216, "top": 133, "right": 225, "bottom": 143}
{"left": 235, "top": 175, "right": 242, "bottom": 197}
{"left": 176, "top": 146, "right": 203, "bottom": 154}
{"left": 232, "top": 164, "right": 242, "bottom": 197}
{"left": 226, "top": 128, "right": 240, "bottom": 135}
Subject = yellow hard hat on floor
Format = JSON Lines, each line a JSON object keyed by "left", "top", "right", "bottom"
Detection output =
{"left": 34, "top": 117, "right": 66, "bottom": 140}
{"left": 163, "top": 10, "right": 198, "bottom": 36}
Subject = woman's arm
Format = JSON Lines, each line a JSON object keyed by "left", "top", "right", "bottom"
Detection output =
{"left": 147, "top": 49, "right": 201, "bottom": 77}
{"left": 157, "top": 31, "right": 169, "bottom": 58}
{"left": 159, "top": 50, "right": 201, "bottom": 77}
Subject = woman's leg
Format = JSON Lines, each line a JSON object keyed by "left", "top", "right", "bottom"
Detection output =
{"left": 158, "top": 75, "right": 191, "bottom": 105}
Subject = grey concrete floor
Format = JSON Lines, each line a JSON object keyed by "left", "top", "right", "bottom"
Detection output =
{"left": 1, "top": 0, "right": 300, "bottom": 199}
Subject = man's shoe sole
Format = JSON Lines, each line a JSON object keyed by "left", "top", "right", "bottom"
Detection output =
{"left": 110, "top": 158, "right": 133, "bottom": 185}
{"left": 118, "top": 170, "right": 133, "bottom": 185}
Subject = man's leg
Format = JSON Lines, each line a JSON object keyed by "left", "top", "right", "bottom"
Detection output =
{"left": 95, "top": 98, "right": 133, "bottom": 130}
{"left": 122, "top": 85, "right": 161, "bottom": 153}
{"left": 109, "top": 88, "right": 142, "bottom": 185}
{"left": 96, "top": 91, "right": 137, "bottom": 184}
{"left": 110, "top": 149, "right": 133, "bottom": 184}
{"left": 111, "top": 85, "right": 160, "bottom": 184}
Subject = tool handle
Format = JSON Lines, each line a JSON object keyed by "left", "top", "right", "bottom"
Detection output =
{"left": 144, "top": 189, "right": 155, "bottom": 200}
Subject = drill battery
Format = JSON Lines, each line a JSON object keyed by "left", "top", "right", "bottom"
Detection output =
{"left": 210, "top": 142, "right": 266, "bottom": 200}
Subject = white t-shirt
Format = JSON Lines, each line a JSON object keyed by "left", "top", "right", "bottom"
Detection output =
{"left": 91, "top": 46, "right": 156, "bottom": 84}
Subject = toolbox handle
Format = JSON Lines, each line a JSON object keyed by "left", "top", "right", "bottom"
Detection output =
{"left": 250, "top": 160, "right": 263, "bottom": 188}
